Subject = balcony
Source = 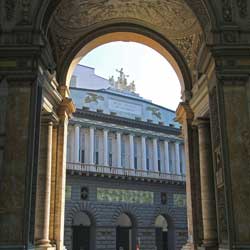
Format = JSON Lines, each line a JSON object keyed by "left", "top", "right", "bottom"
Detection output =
{"left": 66, "top": 162, "right": 186, "bottom": 182}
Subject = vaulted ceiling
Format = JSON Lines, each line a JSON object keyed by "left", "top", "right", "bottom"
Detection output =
{"left": 49, "top": 0, "right": 207, "bottom": 82}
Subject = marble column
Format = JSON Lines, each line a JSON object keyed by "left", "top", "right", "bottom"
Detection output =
{"left": 175, "top": 141, "right": 181, "bottom": 175}
{"left": 103, "top": 129, "right": 108, "bottom": 166}
{"left": 196, "top": 118, "right": 217, "bottom": 249}
{"left": 35, "top": 119, "right": 54, "bottom": 248}
{"left": 89, "top": 127, "right": 95, "bottom": 164}
{"left": 153, "top": 138, "right": 158, "bottom": 171}
{"left": 116, "top": 132, "right": 122, "bottom": 168}
{"left": 141, "top": 136, "right": 147, "bottom": 170}
{"left": 164, "top": 139, "right": 170, "bottom": 173}
{"left": 129, "top": 134, "right": 134, "bottom": 169}
{"left": 74, "top": 124, "right": 80, "bottom": 162}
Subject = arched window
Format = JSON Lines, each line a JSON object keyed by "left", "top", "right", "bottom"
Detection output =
{"left": 155, "top": 215, "right": 169, "bottom": 250}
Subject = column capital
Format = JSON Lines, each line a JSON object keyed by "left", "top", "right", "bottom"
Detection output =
{"left": 57, "top": 97, "right": 75, "bottom": 120}
{"left": 193, "top": 117, "right": 210, "bottom": 128}
{"left": 41, "top": 112, "right": 59, "bottom": 125}
{"left": 176, "top": 102, "right": 194, "bottom": 124}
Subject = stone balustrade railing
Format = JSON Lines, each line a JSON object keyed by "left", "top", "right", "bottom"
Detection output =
{"left": 66, "top": 162, "right": 186, "bottom": 182}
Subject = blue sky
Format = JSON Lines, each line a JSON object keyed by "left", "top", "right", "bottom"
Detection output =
{"left": 80, "top": 42, "right": 181, "bottom": 110}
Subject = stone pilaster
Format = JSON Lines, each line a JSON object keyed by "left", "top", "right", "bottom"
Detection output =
{"left": 177, "top": 102, "right": 202, "bottom": 250}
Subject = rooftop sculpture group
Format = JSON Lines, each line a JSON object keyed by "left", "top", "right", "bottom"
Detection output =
{"left": 109, "top": 68, "right": 136, "bottom": 93}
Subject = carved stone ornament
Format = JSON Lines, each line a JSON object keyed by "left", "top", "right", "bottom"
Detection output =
{"left": 237, "top": 0, "right": 248, "bottom": 18}
{"left": 50, "top": 0, "right": 204, "bottom": 74}
{"left": 222, "top": 0, "right": 233, "bottom": 22}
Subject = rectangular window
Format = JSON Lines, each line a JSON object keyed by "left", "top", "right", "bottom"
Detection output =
{"left": 80, "top": 129, "right": 85, "bottom": 163}
{"left": 134, "top": 138, "right": 137, "bottom": 169}
{"left": 158, "top": 160, "right": 161, "bottom": 172}
{"left": 157, "top": 142, "right": 161, "bottom": 172}
{"left": 108, "top": 137, "right": 112, "bottom": 166}
{"left": 94, "top": 134, "right": 99, "bottom": 165}
{"left": 81, "top": 150, "right": 85, "bottom": 163}
{"left": 146, "top": 141, "right": 150, "bottom": 170}
{"left": 134, "top": 157, "right": 137, "bottom": 169}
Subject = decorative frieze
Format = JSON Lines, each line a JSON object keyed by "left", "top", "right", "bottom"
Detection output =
{"left": 97, "top": 187, "right": 154, "bottom": 204}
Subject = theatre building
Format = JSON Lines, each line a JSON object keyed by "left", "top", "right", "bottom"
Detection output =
{"left": 64, "top": 65, "right": 187, "bottom": 250}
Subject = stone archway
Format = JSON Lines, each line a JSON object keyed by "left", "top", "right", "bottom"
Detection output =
{"left": 1, "top": 1, "right": 250, "bottom": 250}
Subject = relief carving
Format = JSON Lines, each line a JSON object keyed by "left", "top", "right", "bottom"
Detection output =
{"left": 4, "top": 0, "right": 17, "bottom": 21}
{"left": 222, "top": 0, "right": 233, "bottom": 22}
{"left": 237, "top": 0, "right": 248, "bottom": 18}
{"left": 54, "top": 0, "right": 198, "bottom": 34}
{"left": 50, "top": 0, "right": 203, "bottom": 73}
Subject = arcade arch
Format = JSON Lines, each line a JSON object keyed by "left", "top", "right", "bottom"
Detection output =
{"left": 2, "top": 1, "right": 250, "bottom": 250}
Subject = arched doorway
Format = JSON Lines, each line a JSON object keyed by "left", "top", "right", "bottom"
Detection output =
{"left": 116, "top": 213, "right": 135, "bottom": 250}
{"left": 72, "top": 212, "right": 94, "bottom": 250}
{"left": 155, "top": 215, "right": 169, "bottom": 250}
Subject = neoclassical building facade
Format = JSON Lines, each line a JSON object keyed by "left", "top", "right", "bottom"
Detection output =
{"left": 64, "top": 65, "right": 187, "bottom": 250}
{"left": 1, "top": 1, "right": 250, "bottom": 250}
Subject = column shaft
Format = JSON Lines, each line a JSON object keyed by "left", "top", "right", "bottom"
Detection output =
{"left": 164, "top": 140, "right": 170, "bottom": 173}
{"left": 197, "top": 119, "right": 217, "bottom": 247}
{"left": 129, "top": 134, "right": 134, "bottom": 169}
{"left": 141, "top": 136, "right": 147, "bottom": 170}
{"left": 35, "top": 120, "right": 53, "bottom": 247}
{"left": 175, "top": 142, "right": 181, "bottom": 175}
{"left": 74, "top": 125, "right": 80, "bottom": 162}
{"left": 103, "top": 129, "right": 108, "bottom": 166}
{"left": 117, "top": 132, "right": 121, "bottom": 167}
{"left": 153, "top": 138, "right": 158, "bottom": 171}
{"left": 89, "top": 127, "right": 94, "bottom": 164}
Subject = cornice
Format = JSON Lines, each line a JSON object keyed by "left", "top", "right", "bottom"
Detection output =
{"left": 74, "top": 109, "right": 180, "bottom": 136}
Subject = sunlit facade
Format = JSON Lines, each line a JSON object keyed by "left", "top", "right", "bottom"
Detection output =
{"left": 64, "top": 65, "right": 187, "bottom": 250}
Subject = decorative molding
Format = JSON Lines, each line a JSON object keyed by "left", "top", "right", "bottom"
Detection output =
{"left": 236, "top": 0, "right": 248, "bottom": 18}
{"left": 222, "top": 0, "right": 233, "bottom": 22}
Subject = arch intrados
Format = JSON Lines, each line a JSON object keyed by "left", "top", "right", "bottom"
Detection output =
{"left": 66, "top": 31, "right": 191, "bottom": 96}
{"left": 116, "top": 213, "right": 133, "bottom": 227}
{"left": 66, "top": 31, "right": 186, "bottom": 90}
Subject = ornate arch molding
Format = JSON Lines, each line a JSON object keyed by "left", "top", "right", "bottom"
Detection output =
{"left": 152, "top": 207, "right": 176, "bottom": 227}
{"left": 57, "top": 23, "right": 192, "bottom": 95}
{"left": 112, "top": 203, "right": 143, "bottom": 227}
{"left": 65, "top": 202, "right": 99, "bottom": 227}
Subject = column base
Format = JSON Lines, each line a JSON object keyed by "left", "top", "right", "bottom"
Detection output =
{"left": 181, "top": 242, "right": 197, "bottom": 250}
{"left": 35, "top": 239, "right": 54, "bottom": 250}
{"left": 198, "top": 242, "right": 218, "bottom": 250}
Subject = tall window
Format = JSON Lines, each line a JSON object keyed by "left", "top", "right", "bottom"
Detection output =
{"left": 121, "top": 137, "right": 125, "bottom": 167}
{"left": 94, "top": 133, "right": 99, "bottom": 165}
{"left": 80, "top": 129, "right": 85, "bottom": 163}
{"left": 146, "top": 140, "right": 150, "bottom": 171}
{"left": 108, "top": 137, "right": 112, "bottom": 166}
{"left": 157, "top": 141, "right": 161, "bottom": 172}
{"left": 134, "top": 138, "right": 137, "bottom": 170}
